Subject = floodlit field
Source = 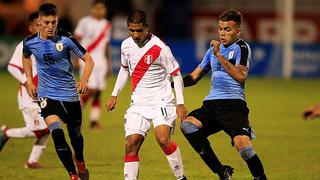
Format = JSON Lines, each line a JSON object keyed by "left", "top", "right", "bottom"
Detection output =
{"left": 0, "top": 72, "right": 320, "bottom": 180}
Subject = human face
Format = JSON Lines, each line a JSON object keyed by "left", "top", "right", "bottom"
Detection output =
{"left": 218, "top": 20, "right": 241, "bottom": 46}
{"left": 29, "top": 19, "right": 40, "bottom": 34}
{"left": 91, "top": 3, "right": 106, "bottom": 19}
{"left": 128, "top": 22, "right": 149, "bottom": 47}
{"left": 39, "top": 15, "right": 58, "bottom": 39}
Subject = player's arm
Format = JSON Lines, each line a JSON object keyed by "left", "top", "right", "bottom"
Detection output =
{"left": 172, "top": 71, "right": 188, "bottom": 121}
{"left": 210, "top": 40, "right": 248, "bottom": 82}
{"left": 183, "top": 67, "right": 210, "bottom": 87}
{"left": 78, "top": 52, "right": 94, "bottom": 94}
{"left": 106, "top": 66, "right": 129, "bottom": 111}
{"left": 22, "top": 56, "right": 37, "bottom": 99}
{"left": 303, "top": 103, "right": 320, "bottom": 120}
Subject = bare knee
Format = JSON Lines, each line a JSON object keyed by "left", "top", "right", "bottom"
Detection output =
{"left": 125, "top": 135, "right": 143, "bottom": 155}
{"left": 157, "top": 136, "right": 170, "bottom": 149}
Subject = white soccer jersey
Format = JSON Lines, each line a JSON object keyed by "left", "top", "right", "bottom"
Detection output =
{"left": 8, "top": 41, "right": 38, "bottom": 110}
{"left": 121, "top": 34, "right": 181, "bottom": 106}
{"left": 75, "top": 15, "right": 111, "bottom": 67}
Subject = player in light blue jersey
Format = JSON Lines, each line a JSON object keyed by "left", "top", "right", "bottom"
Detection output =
{"left": 179, "top": 9, "right": 267, "bottom": 180}
{"left": 22, "top": 3, "right": 94, "bottom": 180}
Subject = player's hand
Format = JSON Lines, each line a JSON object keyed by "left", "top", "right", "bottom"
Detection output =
{"left": 176, "top": 104, "right": 188, "bottom": 122}
{"left": 26, "top": 82, "right": 37, "bottom": 99}
{"left": 106, "top": 96, "right": 117, "bottom": 111}
{"left": 210, "top": 40, "right": 221, "bottom": 56}
{"left": 303, "top": 106, "right": 320, "bottom": 120}
{"left": 77, "top": 80, "right": 88, "bottom": 94}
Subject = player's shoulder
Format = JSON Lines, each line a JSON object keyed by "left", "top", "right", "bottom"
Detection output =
{"left": 150, "top": 34, "right": 166, "bottom": 48}
{"left": 235, "top": 39, "right": 250, "bottom": 50}
{"left": 23, "top": 33, "right": 38, "bottom": 44}
{"left": 121, "top": 37, "right": 134, "bottom": 49}
{"left": 56, "top": 28, "right": 73, "bottom": 38}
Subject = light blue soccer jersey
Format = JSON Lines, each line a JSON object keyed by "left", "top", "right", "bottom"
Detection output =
{"left": 199, "top": 39, "right": 251, "bottom": 101}
{"left": 23, "top": 29, "right": 86, "bottom": 102}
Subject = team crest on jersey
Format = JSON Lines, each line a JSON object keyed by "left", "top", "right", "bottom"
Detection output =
{"left": 144, "top": 55, "right": 153, "bottom": 64}
{"left": 228, "top": 51, "right": 234, "bottom": 59}
{"left": 39, "top": 97, "right": 47, "bottom": 109}
{"left": 56, "top": 42, "right": 64, "bottom": 52}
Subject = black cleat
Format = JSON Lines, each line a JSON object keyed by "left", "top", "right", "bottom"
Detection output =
{"left": 254, "top": 174, "right": 267, "bottom": 180}
{"left": 219, "top": 165, "right": 234, "bottom": 180}
{"left": 179, "top": 176, "right": 187, "bottom": 180}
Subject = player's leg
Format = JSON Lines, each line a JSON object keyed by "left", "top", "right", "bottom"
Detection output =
{"left": 0, "top": 108, "right": 38, "bottom": 151}
{"left": 24, "top": 106, "right": 50, "bottom": 169}
{"left": 26, "top": 132, "right": 49, "bottom": 169}
{"left": 40, "top": 98, "right": 78, "bottom": 177}
{"left": 90, "top": 89, "right": 102, "bottom": 129}
{"left": 64, "top": 101, "right": 88, "bottom": 180}
{"left": 46, "top": 115, "right": 78, "bottom": 176}
{"left": 233, "top": 135, "right": 267, "bottom": 180}
{"left": 124, "top": 134, "right": 144, "bottom": 180}
{"left": 154, "top": 124, "right": 186, "bottom": 180}
{"left": 180, "top": 106, "right": 232, "bottom": 178}
{"left": 124, "top": 109, "right": 150, "bottom": 180}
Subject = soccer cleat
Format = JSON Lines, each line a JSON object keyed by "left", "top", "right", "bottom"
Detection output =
{"left": 179, "top": 176, "right": 187, "bottom": 180}
{"left": 90, "top": 121, "right": 102, "bottom": 129}
{"left": 75, "top": 159, "right": 89, "bottom": 180}
{"left": 0, "top": 125, "right": 9, "bottom": 151}
{"left": 70, "top": 174, "right": 80, "bottom": 180}
{"left": 254, "top": 174, "right": 267, "bottom": 180}
{"left": 24, "top": 162, "right": 43, "bottom": 169}
{"left": 219, "top": 165, "right": 234, "bottom": 180}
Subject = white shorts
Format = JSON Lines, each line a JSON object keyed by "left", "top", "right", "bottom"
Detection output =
{"left": 80, "top": 61, "right": 107, "bottom": 90}
{"left": 124, "top": 105, "right": 177, "bottom": 137}
{"left": 22, "top": 106, "right": 47, "bottom": 131}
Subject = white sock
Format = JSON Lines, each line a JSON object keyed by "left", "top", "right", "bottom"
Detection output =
{"left": 28, "top": 145, "right": 46, "bottom": 163}
{"left": 163, "top": 142, "right": 185, "bottom": 179}
{"left": 90, "top": 106, "right": 100, "bottom": 122}
{"left": 6, "top": 127, "right": 35, "bottom": 138}
{"left": 124, "top": 155, "right": 139, "bottom": 180}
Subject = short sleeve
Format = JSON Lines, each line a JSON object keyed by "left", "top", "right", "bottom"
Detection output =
{"left": 159, "top": 46, "right": 180, "bottom": 76}
{"left": 10, "top": 41, "right": 23, "bottom": 66}
{"left": 66, "top": 36, "right": 87, "bottom": 58}
{"left": 23, "top": 40, "right": 32, "bottom": 58}
{"left": 198, "top": 47, "right": 212, "bottom": 71}
{"left": 235, "top": 40, "right": 250, "bottom": 67}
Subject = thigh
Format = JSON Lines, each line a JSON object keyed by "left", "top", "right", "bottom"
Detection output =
{"left": 22, "top": 106, "right": 47, "bottom": 131}
{"left": 124, "top": 109, "right": 151, "bottom": 137}
{"left": 63, "top": 101, "right": 82, "bottom": 128}
{"left": 187, "top": 102, "right": 222, "bottom": 137}
{"left": 153, "top": 106, "right": 176, "bottom": 134}
{"left": 38, "top": 97, "right": 66, "bottom": 122}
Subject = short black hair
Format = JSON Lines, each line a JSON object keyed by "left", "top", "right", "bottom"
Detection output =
{"left": 219, "top": 9, "right": 242, "bottom": 24}
{"left": 38, "top": 3, "right": 57, "bottom": 16}
{"left": 29, "top": 12, "right": 39, "bottom": 22}
{"left": 92, "top": 0, "right": 105, "bottom": 6}
{"left": 127, "top": 10, "right": 149, "bottom": 28}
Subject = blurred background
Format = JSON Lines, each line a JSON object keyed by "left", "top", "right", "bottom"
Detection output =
{"left": 0, "top": 0, "right": 320, "bottom": 78}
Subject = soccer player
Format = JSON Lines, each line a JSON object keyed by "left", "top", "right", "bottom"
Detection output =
{"left": 74, "top": 0, "right": 112, "bottom": 129}
{"left": 106, "top": 10, "right": 187, "bottom": 180}
{"left": 22, "top": 3, "right": 94, "bottom": 180}
{"left": 303, "top": 103, "right": 320, "bottom": 120}
{"left": 178, "top": 9, "right": 267, "bottom": 179}
{"left": 0, "top": 12, "right": 50, "bottom": 169}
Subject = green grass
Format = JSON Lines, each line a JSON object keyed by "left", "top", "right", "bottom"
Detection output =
{"left": 0, "top": 72, "right": 320, "bottom": 179}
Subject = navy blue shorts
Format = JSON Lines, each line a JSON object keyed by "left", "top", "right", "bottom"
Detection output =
{"left": 188, "top": 99, "right": 254, "bottom": 141}
{"left": 38, "top": 97, "right": 82, "bottom": 128}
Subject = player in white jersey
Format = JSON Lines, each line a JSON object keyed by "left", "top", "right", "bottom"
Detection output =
{"left": 0, "top": 12, "right": 49, "bottom": 169}
{"left": 74, "top": 0, "right": 111, "bottom": 129}
{"left": 106, "top": 10, "right": 187, "bottom": 180}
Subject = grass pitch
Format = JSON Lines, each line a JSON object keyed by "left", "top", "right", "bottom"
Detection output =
{"left": 0, "top": 72, "right": 320, "bottom": 180}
